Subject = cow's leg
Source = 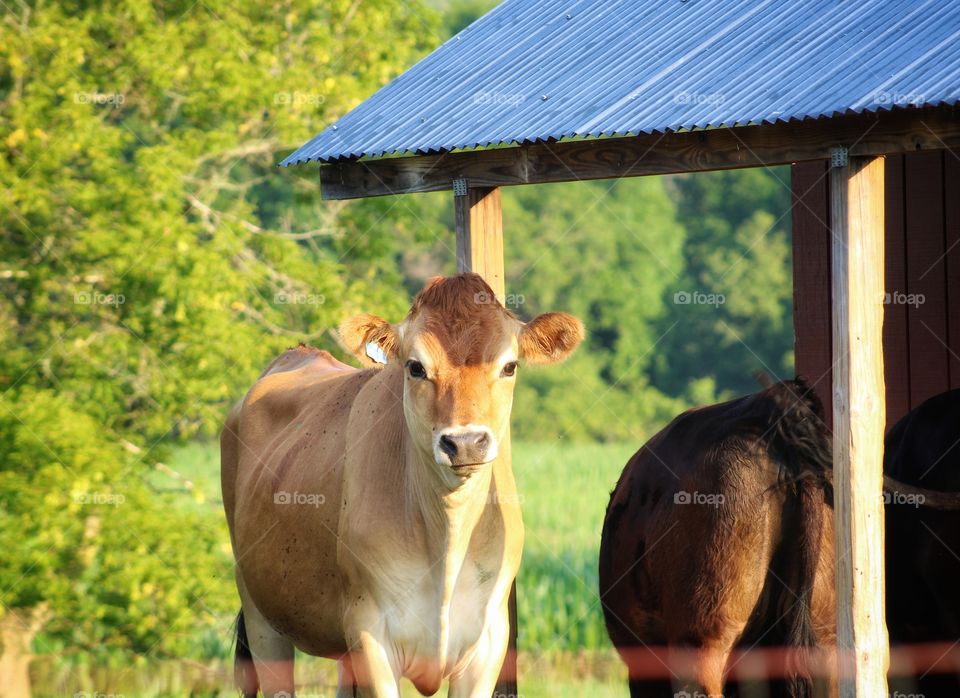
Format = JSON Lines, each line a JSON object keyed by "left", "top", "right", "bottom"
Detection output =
{"left": 693, "top": 645, "right": 728, "bottom": 697}
{"left": 237, "top": 574, "right": 295, "bottom": 697}
{"left": 448, "top": 607, "right": 511, "bottom": 698}
{"left": 668, "top": 642, "right": 729, "bottom": 698}
{"left": 336, "top": 655, "right": 357, "bottom": 698}
{"left": 626, "top": 678, "right": 674, "bottom": 697}
{"left": 344, "top": 609, "right": 400, "bottom": 698}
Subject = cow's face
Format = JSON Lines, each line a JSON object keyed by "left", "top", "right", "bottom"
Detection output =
{"left": 340, "top": 274, "right": 583, "bottom": 471}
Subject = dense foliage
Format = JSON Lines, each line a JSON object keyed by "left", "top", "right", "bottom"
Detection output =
{"left": 1, "top": 0, "right": 794, "bottom": 687}
{"left": 0, "top": 0, "right": 440, "bottom": 663}
{"left": 653, "top": 170, "right": 794, "bottom": 399}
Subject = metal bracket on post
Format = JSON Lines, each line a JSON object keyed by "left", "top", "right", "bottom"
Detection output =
{"left": 830, "top": 146, "right": 849, "bottom": 168}
{"left": 452, "top": 176, "right": 468, "bottom": 197}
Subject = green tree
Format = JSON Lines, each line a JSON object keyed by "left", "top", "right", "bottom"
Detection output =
{"left": 0, "top": 0, "right": 440, "bottom": 689}
{"left": 435, "top": 0, "right": 498, "bottom": 36}
{"left": 652, "top": 168, "right": 794, "bottom": 400}
{"left": 501, "top": 178, "right": 689, "bottom": 442}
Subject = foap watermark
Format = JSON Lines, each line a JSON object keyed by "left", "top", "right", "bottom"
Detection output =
{"left": 673, "top": 91, "right": 726, "bottom": 106}
{"left": 274, "top": 91, "right": 325, "bottom": 107}
{"left": 74, "top": 92, "right": 125, "bottom": 107}
{"left": 75, "top": 291, "right": 125, "bottom": 307}
{"left": 674, "top": 490, "right": 725, "bottom": 507}
{"left": 472, "top": 90, "right": 525, "bottom": 107}
{"left": 873, "top": 90, "right": 925, "bottom": 107}
{"left": 274, "top": 491, "right": 326, "bottom": 507}
{"left": 891, "top": 691, "right": 925, "bottom": 698}
{"left": 274, "top": 291, "right": 326, "bottom": 305}
{"left": 673, "top": 290, "right": 725, "bottom": 307}
{"left": 487, "top": 491, "right": 525, "bottom": 505}
{"left": 74, "top": 492, "right": 125, "bottom": 506}
{"left": 74, "top": 692, "right": 125, "bottom": 698}
{"left": 883, "top": 490, "right": 925, "bottom": 508}
{"left": 884, "top": 291, "right": 925, "bottom": 308}
{"left": 474, "top": 291, "right": 525, "bottom": 308}
{"left": 676, "top": 690, "right": 722, "bottom": 698}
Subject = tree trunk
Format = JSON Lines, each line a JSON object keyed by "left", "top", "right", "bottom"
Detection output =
{"left": 0, "top": 605, "right": 50, "bottom": 698}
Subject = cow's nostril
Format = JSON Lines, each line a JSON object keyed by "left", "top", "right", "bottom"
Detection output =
{"left": 474, "top": 432, "right": 490, "bottom": 449}
{"left": 439, "top": 435, "right": 458, "bottom": 458}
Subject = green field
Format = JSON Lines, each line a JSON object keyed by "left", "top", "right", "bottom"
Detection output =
{"left": 511, "top": 441, "right": 635, "bottom": 652}
{"left": 36, "top": 440, "right": 636, "bottom": 696}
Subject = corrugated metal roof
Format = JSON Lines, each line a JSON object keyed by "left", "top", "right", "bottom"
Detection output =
{"left": 281, "top": 0, "right": 960, "bottom": 166}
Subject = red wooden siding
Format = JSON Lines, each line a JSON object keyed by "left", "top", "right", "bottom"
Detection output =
{"left": 945, "top": 153, "right": 960, "bottom": 389}
{"left": 792, "top": 151, "right": 958, "bottom": 430}
{"left": 904, "top": 151, "right": 949, "bottom": 407}
{"left": 883, "top": 155, "right": 910, "bottom": 425}
{"left": 792, "top": 159, "right": 835, "bottom": 426}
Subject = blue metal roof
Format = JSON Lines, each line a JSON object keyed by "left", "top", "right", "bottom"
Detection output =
{"left": 281, "top": 0, "right": 960, "bottom": 166}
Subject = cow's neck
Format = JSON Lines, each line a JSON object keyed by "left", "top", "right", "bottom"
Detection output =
{"left": 404, "top": 439, "right": 494, "bottom": 659}
{"left": 405, "top": 439, "right": 493, "bottom": 560}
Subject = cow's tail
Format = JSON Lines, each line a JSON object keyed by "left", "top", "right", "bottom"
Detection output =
{"left": 763, "top": 376, "right": 831, "bottom": 698}
{"left": 234, "top": 609, "right": 259, "bottom": 698}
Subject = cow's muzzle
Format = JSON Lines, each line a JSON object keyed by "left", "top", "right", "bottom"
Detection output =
{"left": 434, "top": 426, "right": 497, "bottom": 467}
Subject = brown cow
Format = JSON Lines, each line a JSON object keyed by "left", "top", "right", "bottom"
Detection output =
{"left": 599, "top": 379, "right": 837, "bottom": 698}
{"left": 221, "top": 273, "right": 583, "bottom": 697}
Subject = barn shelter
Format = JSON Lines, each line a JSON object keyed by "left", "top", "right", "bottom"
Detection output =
{"left": 282, "top": 0, "right": 960, "bottom": 695}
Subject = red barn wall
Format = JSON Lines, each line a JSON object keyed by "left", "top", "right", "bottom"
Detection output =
{"left": 792, "top": 151, "right": 960, "bottom": 430}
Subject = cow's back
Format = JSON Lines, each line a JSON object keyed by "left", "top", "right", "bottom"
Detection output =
{"left": 221, "top": 345, "right": 373, "bottom": 657}
{"left": 600, "top": 402, "right": 787, "bottom": 647}
{"left": 599, "top": 389, "right": 836, "bottom": 693}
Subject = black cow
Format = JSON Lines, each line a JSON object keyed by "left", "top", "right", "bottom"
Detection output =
{"left": 886, "top": 389, "right": 960, "bottom": 697}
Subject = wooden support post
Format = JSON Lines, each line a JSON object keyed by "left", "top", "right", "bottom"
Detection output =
{"left": 829, "top": 154, "right": 889, "bottom": 697}
{"left": 453, "top": 184, "right": 517, "bottom": 698}
{"left": 454, "top": 186, "right": 505, "bottom": 298}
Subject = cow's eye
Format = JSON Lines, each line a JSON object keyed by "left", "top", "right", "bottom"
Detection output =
{"left": 407, "top": 360, "right": 427, "bottom": 379}
{"left": 501, "top": 361, "right": 518, "bottom": 378}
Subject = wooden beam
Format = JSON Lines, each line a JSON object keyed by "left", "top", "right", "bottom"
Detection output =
{"left": 320, "top": 105, "right": 960, "bottom": 200}
{"left": 453, "top": 186, "right": 517, "bottom": 698}
{"left": 830, "top": 155, "right": 888, "bottom": 696}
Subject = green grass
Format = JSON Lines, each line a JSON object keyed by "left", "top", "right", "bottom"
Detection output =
{"left": 511, "top": 440, "right": 636, "bottom": 653}
{"left": 54, "top": 439, "right": 638, "bottom": 696}
{"left": 147, "top": 439, "right": 224, "bottom": 513}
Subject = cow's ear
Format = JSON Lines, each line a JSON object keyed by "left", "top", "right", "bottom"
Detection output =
{"left": 518, "top": 312, "right": 584, "bottom": 365}
{"left": 338, "top": 314, "right": 400, "bottom": 366}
